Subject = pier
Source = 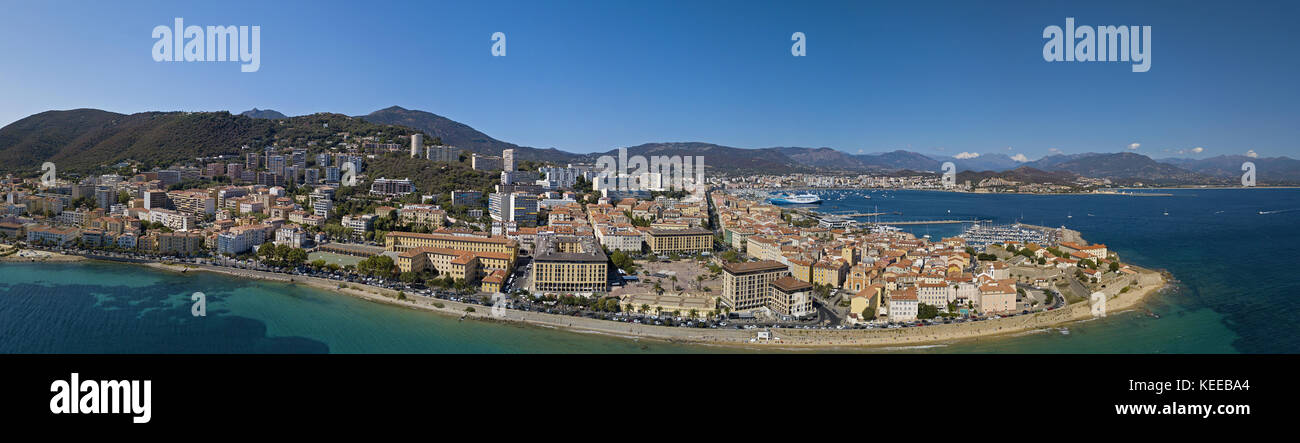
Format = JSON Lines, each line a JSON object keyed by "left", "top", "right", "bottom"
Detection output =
{"left": 871, "top": 219, "right": 990, "bottom": 226}
{"left": 824, "top": 211, "right": 899, "bottom": 218}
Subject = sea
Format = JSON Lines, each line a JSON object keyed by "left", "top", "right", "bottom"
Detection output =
{"left": 1, "top": 188, "right": 1297, "bottom": 353}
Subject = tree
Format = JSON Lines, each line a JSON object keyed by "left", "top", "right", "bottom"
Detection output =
{"left": 399, "top": 272, "right": 419, "bottom": 283}
{"left": 257, "top": 243, "right": 276, "bottom": 260}
{"left": 861, "top": 307, "right": 875, "bottom": 320}
{"left": 609, "top": 250, "right": 636, "bottom": 273}
{"left": 275, "top": 243, "right": 292, "bottom": 262}
{"left": 1108, "top": 261, "right": 1120, "bottom": 272}
{"left": 720, "top": 250, "right": 740, "bottom": 263}
{"left": 357, "top": 254, "right": 396, "bottom": 277}
{"left": 285, "top": 248, "right": 308, "bottom": 266}
{"left": 917, "top": 303, "right": 939, "bottom": 320}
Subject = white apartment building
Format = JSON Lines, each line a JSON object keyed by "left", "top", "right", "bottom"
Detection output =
{"left": 148, "top": 208, "right": 196, "bottom": 231}
{"left": 888, "top": 289, "right": 919, "bottom": 322}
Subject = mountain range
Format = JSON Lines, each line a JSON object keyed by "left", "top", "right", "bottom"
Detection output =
{"left": 1, "top": 106, "right": 1295, "bottom": 184}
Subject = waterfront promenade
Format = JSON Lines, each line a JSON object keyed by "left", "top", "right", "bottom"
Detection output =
{"left": 143, "top": 259, "right": 1167, "bottom": 350}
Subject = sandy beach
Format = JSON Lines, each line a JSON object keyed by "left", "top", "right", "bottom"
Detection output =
{"left": 0, "top": 246, "right": 86, "bottom": 263}
{"left": 142, "top": 260, "right": 1168, "bottom": 350}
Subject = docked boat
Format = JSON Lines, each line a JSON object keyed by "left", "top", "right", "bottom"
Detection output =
{"left": 768, "top": 193, "right": 823, "bottom": 205}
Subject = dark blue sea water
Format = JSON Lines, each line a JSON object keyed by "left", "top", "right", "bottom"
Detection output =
{"left": 1, "top": 188, "right": 1296, "bottom": 353}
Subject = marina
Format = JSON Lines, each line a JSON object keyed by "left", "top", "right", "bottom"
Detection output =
{"left": 958, "top": 223, "right": 1061, "bottom": 248}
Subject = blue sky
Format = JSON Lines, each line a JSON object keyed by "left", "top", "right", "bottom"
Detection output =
{"left": 1, "top": 0, "right": 1297, "bottom": 160}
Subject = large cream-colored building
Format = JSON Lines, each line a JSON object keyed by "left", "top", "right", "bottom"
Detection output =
{"left": 743, "top": 235, "right": 783, "bottom": 262}
{"left": 398, "top": 205, "right": 446, "bottom": 229}
{"left": 155, "top": 232, "right": 205, "bottom": 255}
{"left": 645, "top": 228, "right": 712, "bottom": 254}
{"left": 395, "top": 246, "right": 512, "bottom": 282}
{"left": 720, "top": 260, "right": 789, "bottom": 311}
{"left": 787, "top": 257, "right": 812, "bottom": 283}
{"left": 1059, "top": 241, "right": 1108, "bottom": 259}
{"left": 769, "top": 276, "right": 814, "bottom": 318}
{"left": 812, "top": 260, "right": 846, "bottom": 288}
{"left": 385, "top": 231, "right": 518, "bottom": 265}
{"left": 978, "top": 281, "right": 1017, "bottom": 314}
{"left": 167, "top": 190, "right": 216, "bottom": 217}
{"left": 530, "top": 235, "right": 609, "bottom": 293}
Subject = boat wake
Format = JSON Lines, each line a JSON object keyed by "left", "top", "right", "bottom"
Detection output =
{"left": 1258, "top": 208, "right": 1299, "bottom": 215}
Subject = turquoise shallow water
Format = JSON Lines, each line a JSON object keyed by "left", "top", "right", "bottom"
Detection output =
{"left": 0, "top": 188, "right": 1295, "bottom": 353}
{"left": 0, "top": 261, "right": 728, "bottom": 353}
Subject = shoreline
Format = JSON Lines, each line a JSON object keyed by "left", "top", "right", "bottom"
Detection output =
{"left": 0, "top": 246, "right": 86, "bottom": 263}
{"left": 136, "top": 259, "right": 1168, "bottom": 350}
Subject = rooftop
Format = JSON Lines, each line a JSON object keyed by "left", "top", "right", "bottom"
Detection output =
{"left": 771, "top": 276, "right": 813, "bottom": 293}
{"left": 722, "top": 260, "right": 787, "bottom": 275}
{"left": 533, "top": 235, "right": 608, "bottom": 263}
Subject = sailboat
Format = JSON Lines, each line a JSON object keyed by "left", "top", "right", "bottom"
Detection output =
{"left": 1163, "top": 209, "right": 1169, "bottom": 216}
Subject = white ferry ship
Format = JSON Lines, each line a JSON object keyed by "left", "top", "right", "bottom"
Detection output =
{"left": 768, "top": 193, "right": 823, "bottom": 205}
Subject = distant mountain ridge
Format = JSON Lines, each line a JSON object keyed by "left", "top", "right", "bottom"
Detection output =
{"left": 0, "top": 109, "right": 421, "bottom": 174}
{"left": 1158, "top": 155, "right": 1300, "bottom": 183}
{"left": 1, "top": 106, "right": 1296, "bottom": 184}
{"left": 957, "top": 166, "right": 1079, "bottom": 185}
{"left": 1022, "top": 152, "right": 1217, "bottom": 185}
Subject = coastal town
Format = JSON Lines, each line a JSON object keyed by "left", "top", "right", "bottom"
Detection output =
{"left": 0, "top": 135, "right": 1165, "bottom": 346}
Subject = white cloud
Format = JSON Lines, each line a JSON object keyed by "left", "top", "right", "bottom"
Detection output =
{"left": 1127, "top": 143, "right": 1141, "bottom": 150}
{"left": 856, "top": 149, "right": 864, "bottom": 154}
{"left": 1191, "top": 147, "right": 1204, "bottom": 154}
{"left": 1246, "top": 150, "right": 1258, "bottom": 158}
{"left": 1004, "top": 146, "right": 1014, "bottom": 151}
{"left": 1048, "top": 148, "right": 1062, "bottom": 154}
{"left": 1010, "top": 153, "right": 1029, "bottom": 162}
{"left": 954, "top": 152, "right": 980, "bottom": 159}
